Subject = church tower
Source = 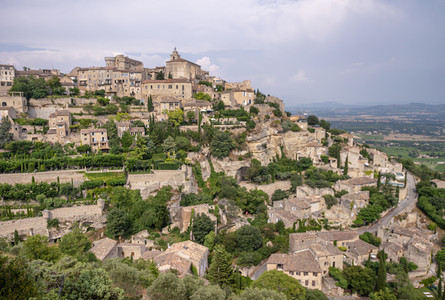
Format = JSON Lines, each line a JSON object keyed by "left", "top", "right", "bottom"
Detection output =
{"left": 170, "top": 47, "right": 180, "bottom": 61}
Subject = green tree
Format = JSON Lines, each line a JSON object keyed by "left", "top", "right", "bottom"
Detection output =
{"left": 376, "top": 250, "right": 387, "bottom": 292}
{"left": 106, "top": 208, "right": 131, "bottom": 239}
{"left": 182, "top": 275, "right": 205, "bottom": 299}
{"left": 344, "top": 155, "right": 349, "bottom": 176}
{"left": 192, "top": 213, "right": 215, "bottom": 245}
{"left": 186, "top": 111, "right": 196, "bottom": 124}
{"left": 207, "top": 245, "right": 234, "bottom": 288}
{"left": 437, "top": 248, "right": 445, "bottom": 269}
{"left": 191, "top": 285, "right": 225, "bottom": 300}
{"left": 163, "top": 136, "right": 176, "bottom": 155}
{"left": 59, "top": 225, "right": 92, "bottom": 258}
{"left": 47, "top": 76, "right": 64, "bottom": 95}
{"left": 252, "top": 270, "right": 306, "bottom": 300}
{"left": 343, "top": 265, "right": 376, "bottom": 296}
{"left": 307, "top": 115, "right": 319, "bottom": 126}
{"left": 305, "top": 289, "right": 329, "bottom": 300}
{"left": 204, "top": 231, "right": 216, "bottom": 251}
{"left": 370, "top": 288, "right": 397, "bottom": 300}
{"left": 0, "top": 118, "right": 13, "bottom": 149}
{"left": 121, "top": 131, "right": 134, "bottom": 149}
{"left": 239, "top": 287, "right": 286, "bottom": 300}
{"left": 147, "top": 271, "right": 186, "bottom": 300}
{"left": 10, "top": 76, "right": 49, "bottom": 100}
{"left": 319, "top": 119, "right": 330, "bottom": 130}
{"left": 271, "top": 189, "right": 288, "bottom": 202}
{"left": 166, "top": 108, "right": 184, "bottom": 127}
{"left": 236, "top": 225, "right": 263, "bottom": 252}
{"left": 63, "top": 266, "right": 124, "bottom": 300}
{"left": 211, "top": 131, "right": 235, "bottom": 159}
{"left": 147, "top": 95, "right": 154, "bottom": 112}
{"left": 0, "top": 256, "right": 38, "bottom": 299}
{"left": 22, "top": 235, "right": 61, "bottom": 262}
{"left": 156, "top": 71, "right": 165, "bottom": 80}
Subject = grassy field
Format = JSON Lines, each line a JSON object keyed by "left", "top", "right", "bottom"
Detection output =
{"left": 85, "top": 171, "right": 126, "bottom": 183}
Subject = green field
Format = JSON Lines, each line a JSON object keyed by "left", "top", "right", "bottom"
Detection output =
{"left": 85, "top": 171, "right": 126, "bottom": 183}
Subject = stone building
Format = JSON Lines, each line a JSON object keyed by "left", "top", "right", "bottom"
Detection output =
{"left": 0, "top": 64, "right": 15, "bottom": 93}
{"left": 105, "top": 54, "right": 143, "bottom": 70}
{"left": 0, "top": 93, "right": 27, "bottom": 113}
{"left": 80, "top": 128, "right": 109, "bottom": 153}
{"left": 154, "top": 241, "right": 209, "bottom": 277}
{"left": 220, "top": 89, "right": 254, "bottom": 107}
{"left": 268, "top": 195, "right": 312, "bottom": 228}
{"left": 0, "top": 106, "right": 16, "bottom": 122}
{"left": 225, "top": 80, "right": 251, "bottom": 91}
{"left": 116, "top": 121, "right": 145, "bottom": 138}
{"left": 16, "top": 68, "right": 62, "bottom": 80}
{"left": 142, "top": 79, "right": 193, "bottom": 100}
{"left": 90, "top": 237, "right": 119, "bottom": 261}
{"left": 47, "top": 110, "right": 71, "bottom": 143}
{"left": 165, "top": 48, "right": 203, "bottom": 80}
{"left": 344, "top": 239, "right": 378, "bottom": 265}
{"left": 266, "top": 251, "right": 323, "bottom": 290}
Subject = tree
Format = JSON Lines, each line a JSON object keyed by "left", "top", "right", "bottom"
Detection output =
{"left": 10, "top": 76, "right": 49, "bottom": 100}
{"left": 63, "top": 266, "right": 124, "bottom": 300}
{"left": 239, "top": 287, "right": 286, "bottom": 300}
{"left": 319, "top": 119, "right": 330, "bottom": 130}
{"left": 47, "top": 76, "right": 64, "bottom": 95}
{"left": 156, "top": 71, "right": 165, "bottom": 80}
{"left": 0, "top": 256, "right": 38, "bottom": 299}
{"left": 175, "top": 136, "right": 192, "bottom": 151}
{"left": 191, "top": 285, "right": 225, "bottom": 300}
{"left": 192, "top": 213, "right": 215, "bottom": 245}
{"left": 147, "top": 271, "right": 186, "bottom": 300}
{"left": 0, "top": 118, "right": 13, "bottom": 149}
{"left": 211, "top": 131, "right": 235, "bottom": 159}
{"left": 376, "top": 250, "right": 387, "bottom": 292}
{"left": 147, "top": 95, "right": 154, "bottom": 112}
{"left": 236, "top": 225, "right": 263, "bottom": 252}
{"left": 252, "top": 270, "right": 306, "bottom": 300}
{"left": 343, "top": 265, "right": 376, "bottom": 296}
{"left": 344, "top": 155, "right": 349, "bottom": 176}
{"left": 22, "top": 235, "right": 61, "bottom": 262}
{"left": 186, "top": 111, "right": 196, "bottom": 124}
{"left": 271, "top": 189, "right": 288, "bottom": 202}
{"left": 106, "top": 208, "right": 131, "bottom": 239}
{"left": 121, "top": 131, "right": 134, "bottom": 149}
{"left": 182, "top": 275, "right": 205, "bottom": 299}
{"left": 166, "top": 108, "right": 184, "bottom": 127}
{"left": 207, "top": 245, "right": 234, "bottom": 288}
{"left": 163, "top": 136, "right": 176, "bottom": 155}
{"left": 307, "top": 115, "right": 319, "bottom": 126}
{"left": 370, "top": 288, "right": 397, "bottom": 300}
{"left": 437, "top": 248, "right": 445, "bottom": 269}
{"left": 59, "top": 225, "right": 92, "bottom": 258}
{"left": 305, "top": 289, "right": 329, "bottom": 300}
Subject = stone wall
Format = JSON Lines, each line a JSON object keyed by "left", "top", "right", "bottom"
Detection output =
{"left": 127, "top": 166, "right": 197, "bottom": 199}
{"left": 0, "top": 201, "right": 105, "bottom": 241}
{"left": 0, "top": 169, "right": 85, "bottom": 187}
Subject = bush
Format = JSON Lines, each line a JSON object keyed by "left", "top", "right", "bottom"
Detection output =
{"left": 80, "top": 180, "right": 104, "bottom": 190}
{"left": 47, "top": 218, "right": 59, "bottom": 228}
{"left": 107, "top": 178, "right": 127, "bottom": 187}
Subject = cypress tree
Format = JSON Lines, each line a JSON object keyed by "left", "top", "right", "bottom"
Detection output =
{"left": 207, "top": 245, "right": 234, "bottom": 288}
{"left": 439, "top": 264, "right": 443, "bottom": 299}
{"left": 376, "top": 250, "right": 386, "bottom": 292}
{"left": 14, "top": 229, "right": 20, "bottom": 245}
{"left": 344, "top": 155, "right": 349, "bottom": 176}
{"left": 377, "top": 171, "right": 382, "bottom": 189}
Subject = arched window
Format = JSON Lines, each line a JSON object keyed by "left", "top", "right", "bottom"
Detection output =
{"left": 2, "top": 102, "right": 7, "bottom": 106}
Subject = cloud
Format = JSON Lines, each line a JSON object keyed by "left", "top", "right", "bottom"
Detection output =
{"left": 196, "top": 57, "right": 220, "bottom": 76}
{"left": 289, "top": 70, "right": 310, "bottom": 82}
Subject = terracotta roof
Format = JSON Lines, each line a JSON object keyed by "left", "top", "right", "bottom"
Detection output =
{"left": 141, "top": 250, "right": 162, "bottom": 260}
{"left": 142, "top": 79, "right": 191, "bottom": 84}
{"left": 384, "top": 242, "right": 403, "bottom": 254}
{"left": 347, "top": 239, "right": 378, "bottom": 256}
{"left": 81, "top": 128, "right": 107, "bottom": 134}
{"left": 309, "top": 242, "right": 343, "bottom": 257}
{"left": 268, "top": 250, "right": 322, "bottom": 273}
{"left": 288, "top": 196, "right": 311, "bottom": 209}
{"left": 89, "top": 237, "right": 117, "bottom": 261}
{"left": 318, "top": 230, "right": 359, "bottom": 242}
{"left": 289, "top": 232, "right": 318, "bottom": 241}
{"left": 154, "top": 252, "right": 192, "bottom": 277}
{"left": 164, "top": 240, "right": 209, "bottom": 263}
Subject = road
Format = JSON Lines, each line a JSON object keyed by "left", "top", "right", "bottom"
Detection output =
{"left": 357, "top": 172, "right": 417, "bottom": 234}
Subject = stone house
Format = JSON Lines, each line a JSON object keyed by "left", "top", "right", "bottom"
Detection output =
{"left": 80, "top": 128, "right": 109, "bottom": 153}
{"left": 289, "top": 230, "right": 359, "bottom": 253}
{"left": 117, "top": 243, "right": 146, "bottom": 260}
{"left": 131, "top": 230, "right": 154, "bottom": 248}
{"left": 308, "top": 242, "right": 344, "bottom": 275}
{"left": 268, "top": 195, "right": 312, "bottom": 228}
{"left": 334, "top": 177, "right": 376, "bottom": 193}
{"left": 406, "top": 235, "right": 433, "bottom": 271}
{"left": 178, "top": 204, "right": 217, "bottom": 233}
{"left": 116, "top": 121, "right": 145, "bottom": 138}
{"left": 89, "top": 237, "right": 119, "bottom": 261}
{"left": 0, "top": 64, "right": 15, "bottom": 93}
{"left": 154, "top": 240, "right": 209, "bottom": 277}
{"left": 0, "top": 106, "right": 16, "bottom": 122}
{"left": 266, "top": 250, "right": 323, "bottom": 290}
{"left": 345, "top": 239, "right": 378, "bottom": 265}
{"left": 265, "top": 96, "right": 285, "bottom": 115}
{"left": 47, "top": 110, "right": 71, "bottom": 143}
{"left": 224, "top": 80, "right": 251, "bottom": 91}
{"left": 0, "top": 93, "right": 27, "bottom": 113}
{"left": 383, "top": 242, "right": 404, "bottom": 263}
{"left": 317, "top": 231, "right": 359, "bottom": 247}
{"left": 142, "top": 80, "right": 193, "bottom": 101}
{"left": 220, "top": 89, "right": 254, "bottom": 107}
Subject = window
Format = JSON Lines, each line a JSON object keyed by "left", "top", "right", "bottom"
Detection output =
{"left": 305, "top": 280, "right": 308, "bottom": 286}
{"left": 312, "top": 281, "right": 315, "bottom": 287}
{"left": 313, "top": 272, "right": 318, "bottom": 276}
{"left": 168, "top": 85, "right": 172, "bottom": 89}
{"left": 296, "top": 272, "right": 300, "bottom": 276}
{"left": 277, "top": 264, "right": 283, "bottom": 270}
{"left": 303, "top": 272, "right": 308, "bottom": 276}
{"left": 289, "top": 271, "right": 294, "bottom": 275}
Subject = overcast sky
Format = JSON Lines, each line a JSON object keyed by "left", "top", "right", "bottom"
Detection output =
{"left": 1, "top": 0, "right": 444, "bottom": 106}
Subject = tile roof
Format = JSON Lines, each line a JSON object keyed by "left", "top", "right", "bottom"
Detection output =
{"left": 268, "top": 250, "right": 322, "bottom": 273}
{"left": 89, "top": 237, "right": 117, "bottom": 261}
{"left": 347, "top": 239, "right": 378, "bottom": 256}
{"left": 154, "top": 252, "right": 192, "bottom": 277}
{"left": 318, "top": 230, "right": 359, "bottom": 242}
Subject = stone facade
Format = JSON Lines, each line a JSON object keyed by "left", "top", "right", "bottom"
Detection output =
{"left": 142, "top": 79, "right": 193, "bottom": 101}
{"left": 80, "top": 128, "right": 109, "bottom": 153}
{"left": 0, "top": 64, "right": 15, "bottom": 93}
{"left": 165, "top": 48, "right": 203, "bottom": 80}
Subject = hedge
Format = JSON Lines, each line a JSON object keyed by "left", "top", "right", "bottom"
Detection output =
{"left": 80, "top": 180, "right": 104, "bottom": 190}
{"left": 107, "top": 178, "right": 127, "bottom": 187}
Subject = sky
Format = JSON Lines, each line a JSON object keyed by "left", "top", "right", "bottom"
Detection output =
{"left": 1, "top": 0, "right": 444, "bottom": 107}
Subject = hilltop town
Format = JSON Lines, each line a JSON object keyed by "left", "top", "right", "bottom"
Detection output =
{"left": 1, "top": 50, "right": 445, "bottom": 300}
